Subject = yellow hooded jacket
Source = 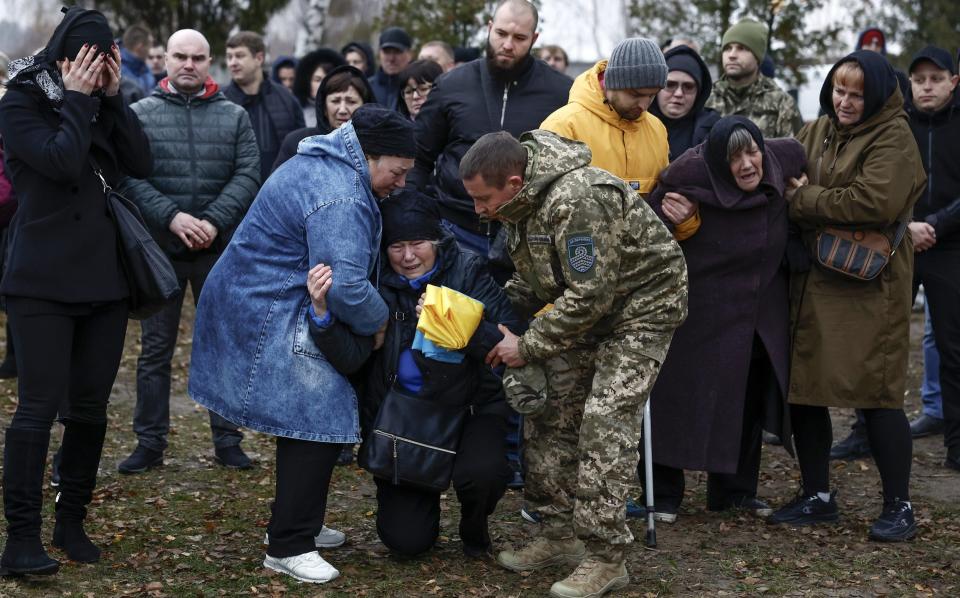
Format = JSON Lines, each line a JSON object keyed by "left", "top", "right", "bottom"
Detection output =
{"left": 540, "top": 60, "right": 669, "bottom": 195}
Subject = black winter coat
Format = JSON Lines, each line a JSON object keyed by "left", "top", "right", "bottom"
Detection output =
{"left": 409, "top": 57, "right": 572, "bottom": 233}
{"left": 223, "top": 78, "right": 305, "bottom": 182}
{"left": 121, "top": 78, "right": 260, "bottom": 260}
{"left": 907, "top": 89, "right": 960, "bottom": 249}
{"left": 0, "top": 88, "right": 152, "bottom": 302}
{"left": 307, "top": 235, "right": 522, "bottom": 434}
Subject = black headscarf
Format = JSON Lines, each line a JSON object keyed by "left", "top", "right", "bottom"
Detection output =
{"left": 6, "top": 6, "right": 113, "bottom": 108}
{"left": 341, "top": 41, "right": 376, "bottom": 77}
{"left": 649, "top": 45, "right": 714, "bottom": 157}
{"left": 704, "top": 116, "right": 764, "bottom": 195}
{"left": 292, "top": 48, "right": 346, "bottom": 106}
{"left": 819, "top": 50, "right": 898, "bottom": 126}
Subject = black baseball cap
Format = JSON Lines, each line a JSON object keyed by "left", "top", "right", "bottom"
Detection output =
{"left": 909, "top": 46, "right": 956, "bottom": 75}
{"left": 379, "top": 27, "right": 412, "bottom": 51}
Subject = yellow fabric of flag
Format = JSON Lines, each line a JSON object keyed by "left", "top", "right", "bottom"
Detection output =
{"left": 416, "top": 284, "right": 484, "bottom": 350}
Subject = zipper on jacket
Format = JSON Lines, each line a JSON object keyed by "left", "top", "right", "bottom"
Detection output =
{"left": 392, "top": 436, "right": 398, "bottom": 484}
{"left": 373, "top": 429, "right": 457, "bottom": 454}
{"left": 186, "top": 98, "right": 199, "bottom": 208}
{"left": 926, "top": 125, "right": 933, "bottom": 210}
{"left": 500, "top": 84, "right": 510, "bottom": 128}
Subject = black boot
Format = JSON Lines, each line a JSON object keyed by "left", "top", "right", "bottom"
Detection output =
{"left": 0, "top": 324, "right": 17, "bottom": 379}
{"left": 0, "top": 428, "right": 59, "bottom": 576}
{"left": 51, "top": 420, "right": 106, "bottom": 563}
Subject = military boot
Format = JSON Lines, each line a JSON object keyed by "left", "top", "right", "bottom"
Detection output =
{"left": 550, "top": 558, "right": 629, "bottom": 598}
{"left": 496, "top": 536, "right": 585, "bottom": 572}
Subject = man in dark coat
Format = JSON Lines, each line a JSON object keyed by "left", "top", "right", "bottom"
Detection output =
{"left": 650, "top": 45, "right": 720, "bottom": 161}
{"left": 905, "top": 46, "right": 960, "bottom": 471}
{"left": 409, "top": 0, "right": 571, "bottom": 258}
{"left": 118, "top": 28, "right": 261, "bottom": 475}
{"left": 368, "top": 27, "right": 413, "bottom": 110}
{"left": 223, "top": 31, "right": 304, "bottom": 182}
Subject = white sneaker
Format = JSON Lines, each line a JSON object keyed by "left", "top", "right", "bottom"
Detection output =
{"left": 653, "top": 511, "right": 678, "bottom": 523}
{"left": 263, "top": 526, "right": 347, "bottom": 549}
{"left": 263, "top": 551, "right": 339, "bottom": 583}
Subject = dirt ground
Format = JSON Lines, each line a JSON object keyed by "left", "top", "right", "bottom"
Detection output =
{"left": 0, "top": 303, "right": 957, "bottom": 597}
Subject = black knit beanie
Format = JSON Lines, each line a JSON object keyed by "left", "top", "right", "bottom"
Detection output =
{"left": 352, "top": 104, "right": 416, "bottom": 158}
{"left": 380, "top": 189, "right": 443, "bottom": 247}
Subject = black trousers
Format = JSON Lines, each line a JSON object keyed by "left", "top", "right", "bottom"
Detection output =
{"left": 641, "top": 339, "right": 770, "bottom": 511}
{"left": 6, "top": 297, "right": 128, "bottom": 431}
{"left": 793, "top": 404, "right": 911, "bottom": 501}
{"left": 266, "top": 437, "right": 341, "bottom": 558}
{"left": 375, "top": 414, "right": 510, "bottom": 556}
{"left": 914, "top": 248, "right": 960, "bottom": 450}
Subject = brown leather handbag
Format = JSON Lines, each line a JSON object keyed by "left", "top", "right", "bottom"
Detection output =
{"left": 814, "top": 220, "right": 908, "bottom": 281}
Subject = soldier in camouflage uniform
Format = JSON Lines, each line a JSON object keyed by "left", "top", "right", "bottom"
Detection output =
{"left": 705, "top": 18, "right": 803, "bottom": 138}
{"left": 460, "top": 129, "right": 687, "bottom": 598}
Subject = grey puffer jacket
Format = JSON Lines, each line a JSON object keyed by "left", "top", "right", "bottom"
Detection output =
{"left": 122, "top": 77, "right": 261, "bottom": 259}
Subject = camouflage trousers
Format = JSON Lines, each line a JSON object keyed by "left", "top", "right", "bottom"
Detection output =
{"left": 517, "top": 333, "right": 665, "bottom": 563}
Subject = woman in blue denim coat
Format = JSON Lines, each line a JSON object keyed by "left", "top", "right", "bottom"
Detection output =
{"left": 188, "top": 105, "right": 416, "bottom": 584}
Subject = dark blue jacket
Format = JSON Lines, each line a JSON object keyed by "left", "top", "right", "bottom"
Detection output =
{"left": 368, "top": 68, "right": 403, "bottom": 111}
{"left": 907, "top": 89, "right": 960, "bottom": 249}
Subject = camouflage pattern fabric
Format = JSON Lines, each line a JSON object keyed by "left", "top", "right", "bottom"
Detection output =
{"left": 705, "top": 75, "right": 803, "bottom": 138}
{"left": 498, "top": 130, "right": 688, "bottom": 366}
{"left": 495, "top": 131, "right": 686, "bottom": 564}
{"left": 503, "top": 363, "right": 548, "bottom": 415}
{"left": 522, "top": 335, "right": 665, "bottom": 563}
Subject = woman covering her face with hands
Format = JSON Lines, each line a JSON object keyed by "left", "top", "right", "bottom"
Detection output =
{"left": 0, "top": 6, "right": 152, "bottom": 576}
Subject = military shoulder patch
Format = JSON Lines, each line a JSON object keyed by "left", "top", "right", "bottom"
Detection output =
{"left": 566, "top": 233, "right": 596, "bottom": 277}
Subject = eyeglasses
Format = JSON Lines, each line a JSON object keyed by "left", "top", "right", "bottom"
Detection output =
{"left": 402, "top": 84, "right": 434, "bottom": 97}
{"left": 664, "top": 80, "right": 697, "bottom": 94}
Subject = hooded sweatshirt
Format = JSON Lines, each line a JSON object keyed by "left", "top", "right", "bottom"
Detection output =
{"left": 540, "top": 60, "right": 668, "bottom": 195}
{"left": 649, "top": 46, "right": 721, "bottom": 161}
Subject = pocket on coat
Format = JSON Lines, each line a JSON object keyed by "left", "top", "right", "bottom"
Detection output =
{"left": 292, "top": 295, "right": 325, "bottom": 359}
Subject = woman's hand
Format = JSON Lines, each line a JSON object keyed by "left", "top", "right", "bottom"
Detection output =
{"left": 415, "top": 292, "right": 426, "bottom": 318}
{"left": 661, "top": 192, "right": 697, "bottom": 225}
{"left": 785, "top": 173, "right": 809, "bottom": 202}
{"left": 61, "top": 44, "right": 105, "bottom": 96}
{"left": 307, "top": 264, "right": 333, "bottom": 318}
{"left": 101, "top": 44, "right": 122, "bottom": 97}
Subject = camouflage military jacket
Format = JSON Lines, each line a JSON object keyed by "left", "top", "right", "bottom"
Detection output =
{"left": 706, "top": 74, "right": 803, "bottom": 138}
{"left": 498, "top": 130, "right": 688, "bottom": 364}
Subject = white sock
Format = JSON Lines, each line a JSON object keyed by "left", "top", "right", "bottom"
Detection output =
{"left": 816, "top": 492, "right": 831, "bottom": 502}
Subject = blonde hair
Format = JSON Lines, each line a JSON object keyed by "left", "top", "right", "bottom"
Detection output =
{"left": 832, "top": 61, "right": 864, "bottom": 91}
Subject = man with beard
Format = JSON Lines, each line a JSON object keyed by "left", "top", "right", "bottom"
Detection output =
{"left": 409, "top": 0, "right": 571, "bottom": 258}
{"left": 541, "top": 37, "right": 670, "bottom": 197}
{"left": 705, "top": 18, "right": 801, "bottom": 138}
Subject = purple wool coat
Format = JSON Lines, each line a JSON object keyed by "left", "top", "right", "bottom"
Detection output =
{"left": 647, "top": 137, "right": 806, "bottom": 473}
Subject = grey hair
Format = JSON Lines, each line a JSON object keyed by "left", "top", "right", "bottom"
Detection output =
{"left": 727, "top": 126, "right": 758, "bottom": 162}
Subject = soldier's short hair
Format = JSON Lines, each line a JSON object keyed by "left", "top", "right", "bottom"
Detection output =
{"left": 226, "top": 31, "right": 266, "bottom": 57}
{"left": 122, "top": 25, "right": 152, "bottom": 51}
{"left": 460, "top": 131, "right": 528, "bottom": 189}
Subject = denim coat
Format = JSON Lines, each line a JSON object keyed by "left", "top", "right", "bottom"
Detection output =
{"left": 188, "top": 122, "right": 388, "bottom": 442}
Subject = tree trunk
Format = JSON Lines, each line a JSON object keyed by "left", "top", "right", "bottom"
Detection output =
{"left": 297, "top": 0, "right": 332, "bottom": 56}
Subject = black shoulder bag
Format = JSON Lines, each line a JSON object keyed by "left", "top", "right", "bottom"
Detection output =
{"left": 91, "top": 159, "right": 179, "bottom": 319}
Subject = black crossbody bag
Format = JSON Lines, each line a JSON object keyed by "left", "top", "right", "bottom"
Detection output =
{"left": 91, "top": 159, "right": 179, "bottom": 319}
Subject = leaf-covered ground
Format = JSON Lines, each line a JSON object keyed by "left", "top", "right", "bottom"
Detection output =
{"left": 0, "top": 303, "right": 957, "bottom": 597}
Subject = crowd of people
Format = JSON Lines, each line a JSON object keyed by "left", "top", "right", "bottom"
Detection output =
{"left": 0, "top": 1, "right": 957, "bottom": 596}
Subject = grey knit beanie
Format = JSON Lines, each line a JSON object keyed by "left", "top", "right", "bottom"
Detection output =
{"left": 605, "top": 37, "right": 667, "bottom": 90}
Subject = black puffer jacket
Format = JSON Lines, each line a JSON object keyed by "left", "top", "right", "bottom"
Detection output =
{"left": 307, "top": 234, "right": 523, "bottom": 432}
{"left": 907, "top": 88, "right": 960, "bottom": 249}
{"left": 121, "top": 77, "right": 261, "bottom": 259}
{"left": 409, "top": 56, "right": 571, "bottom": 234}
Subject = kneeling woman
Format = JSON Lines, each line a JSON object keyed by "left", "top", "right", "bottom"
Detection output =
{"left": 646, "top": 117, "right": 806, "bottom": 521}
{"left": 310, "top": 190, "right": 521, "bottom": 557}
